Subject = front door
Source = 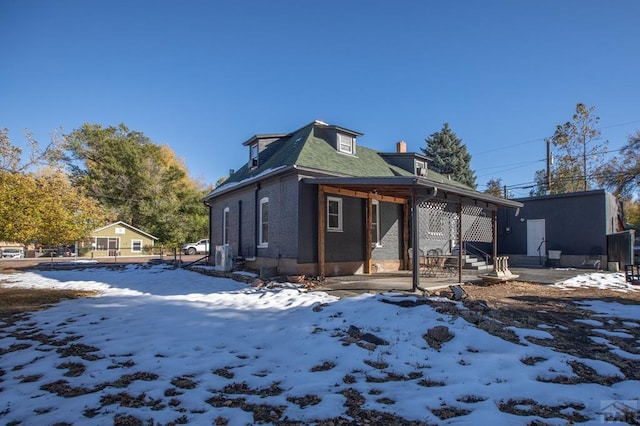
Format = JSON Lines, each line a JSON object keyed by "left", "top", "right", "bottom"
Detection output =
{"left": 526, "top": 219, "right": 546, "bottom": 257}
{"left": 108, "top": 238, "right": 119, "bottom": 256}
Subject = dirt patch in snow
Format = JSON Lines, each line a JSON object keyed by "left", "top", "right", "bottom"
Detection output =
{"left": 0, "top": 286, "right": 97, "bottom": 317}
{"left": 454, "top": 280, "right": 640, "bottom": 381}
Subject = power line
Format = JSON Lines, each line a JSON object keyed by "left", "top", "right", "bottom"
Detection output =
{"left": 475, "top": 159, "right": 545, "bottom": 178}
{"left": 472, "top": 119, "right": 640, "bottom": 157}
{"left": 474, "top": 145, "right": 626, "bottom": 180}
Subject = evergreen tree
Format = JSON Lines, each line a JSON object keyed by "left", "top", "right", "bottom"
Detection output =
{"left": 422, "top": 123, "right": 477, "bottom": 189}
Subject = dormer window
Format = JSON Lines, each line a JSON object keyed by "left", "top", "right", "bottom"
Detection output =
{"left": 250, "top": 143, "right": 259, "bottom": 168}
{"left": 338, "top": 133, "right": 355, "bottom": 155}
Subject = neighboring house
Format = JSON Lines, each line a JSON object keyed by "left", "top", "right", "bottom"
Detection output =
{"left": 91, "top": 221, "right": 158, "bottom": 256}
{"left": 498, "top": 190, "right": 628, "bottom": 268}
{"left": 203, "top": 120, "right": 521, "bottom": 285}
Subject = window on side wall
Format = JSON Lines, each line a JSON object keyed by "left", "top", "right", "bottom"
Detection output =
{"left": 95, "top": 237, "right": 108, "bottom": 251}
{"left": 327, "top": 196, "right": 343, "bottom": 232}
{"left": 337, "top": 134, "right": 355, "bottom": 155}
{"left": 131, "top": 239, "right": 142, "bottom": 252}
{"left": 258, "top": 197, "right": 269, "bottom": 247}
{"left": 223, "top": 207, "right": 230, "bottom": 245}
{"left": 371, "top": 200, "right": 380, "bottom": 247}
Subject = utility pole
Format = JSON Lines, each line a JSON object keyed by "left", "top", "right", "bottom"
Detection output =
{"left": 582, "top": 133, "right": 588, "bottom": 191}
{"left": 546, "top": 139, "right": 552, "bottom": 194}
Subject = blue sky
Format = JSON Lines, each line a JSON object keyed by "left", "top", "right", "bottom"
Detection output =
{"left": 2, "top": 1, "right": 639, "bottom": 197}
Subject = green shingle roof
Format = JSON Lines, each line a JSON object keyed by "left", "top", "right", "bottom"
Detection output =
{"left": 213, "top": 121, "right": 473, "bottom": 194}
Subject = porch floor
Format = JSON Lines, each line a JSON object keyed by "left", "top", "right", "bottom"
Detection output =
{"left": 314, "top": 267, "right": 599, "bottom": 299}
{"left": 317, "top": 270, "right": 478, "bottom": 297}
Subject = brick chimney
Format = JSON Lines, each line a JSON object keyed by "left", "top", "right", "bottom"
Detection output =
{"left": 396, "top": 140, "right": 407, "bottom": 153}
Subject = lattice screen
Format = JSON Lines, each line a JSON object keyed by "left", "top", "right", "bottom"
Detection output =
{"left": 417, "top": 201, "right": 493, "bottom": 247}
{"left": 461, "top": 205, "right": 493, "bottom": 243}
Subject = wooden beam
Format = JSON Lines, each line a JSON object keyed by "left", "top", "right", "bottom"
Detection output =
{"left": 365, "top": 198, "right": 372, "bottom": 274}
{"left": 320, "top": 185, "right": 406, "bottom": 204}
{"left": 318, "top": 186, "right": 326, "bottom": 277}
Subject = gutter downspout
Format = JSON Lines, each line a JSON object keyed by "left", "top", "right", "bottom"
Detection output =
{"left": 412, "top": 186, "right": 437, "bottom": 292}
{"left": 253, "top": 183, "right": 260, "bottom": 258}
{"left": 203, "top": 199, "right": 212, "bottom": 264}
{"left": 238, "top": 200, "right": 242, "bottom": 258}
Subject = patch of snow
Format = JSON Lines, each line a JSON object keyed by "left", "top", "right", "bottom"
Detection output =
{"left": 554, "top": 273, "right": 638, "bottom": 292}
{"left": 0, "top": 265, "right": 637, "bottom": 424}
{"left": 574, "top": 318, "right": 604, "bottom": 327}
{"left": 591, "top": 328, "right": 635, "bottom": 339}
{"left": 506, "top": 326, "right": 553, "bottom": 344}
{"left": 574, "top": 301, "right": 640, "bottom": 321}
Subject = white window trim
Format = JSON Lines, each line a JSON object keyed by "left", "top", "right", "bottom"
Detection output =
{"left": 327, "top": 196, "right": 343, "bottom": 232}
{"left": 258, "top": 197, "right": 269, "bottom": 248}
{"left": 371, "top": 200, "right": 381, "bottom": 247}
{"left": 223, "top": 207, "right": 230, "bottom": 245}
{"left": 250, "top": 143, "right": 259, "bottom": 168}
{"left": 337, "top": 133, "right": 355, "bottom": 155}
{"left": 131, "top": 239, "right": 143, "bottom": 253}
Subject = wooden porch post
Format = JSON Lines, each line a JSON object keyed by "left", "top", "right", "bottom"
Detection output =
{"left": 457, "top": 202, "right": 463, "bottom": 284}
{"left": 364, "top": 197, "right": 372, "bottom": 274}
{"left": 402, "top": 202, "right": 410, "bottom": 269}
{"left": 318, "top": 186, "right": 326, "bottom": 277}
{"left": 492, "top": 209, "right": 498, "bottom": 272}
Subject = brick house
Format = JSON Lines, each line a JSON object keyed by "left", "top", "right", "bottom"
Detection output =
{"left": 203, "top": 120, "right": 521, "bottom": 286}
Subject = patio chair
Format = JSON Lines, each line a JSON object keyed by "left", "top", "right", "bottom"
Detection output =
{"left": 442, "top": 256, "right": 458, "bottom": 277}
{"left": 624, "top": 265, "right": 640, "bottom": 285}
{"left": 408, "top": 248, "right": 429, "bottom": 275}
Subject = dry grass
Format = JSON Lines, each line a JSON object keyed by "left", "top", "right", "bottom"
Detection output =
{"left": 0, "top": 287, "right": 98, "bottom": 317}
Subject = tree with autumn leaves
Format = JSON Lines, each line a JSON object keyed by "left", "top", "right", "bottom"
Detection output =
{"left": 0, "top": 124, "right": 210, "bottom": 249}
{"left": 0, "top": 128, "right": 105, "bottom": 247}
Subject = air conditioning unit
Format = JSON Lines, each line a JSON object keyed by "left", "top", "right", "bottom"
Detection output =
{"left": 416, "top": 167, "right": 427, "bottom": 176}
{"left": 215, "top": 245, "right": 233, "bottom": 272}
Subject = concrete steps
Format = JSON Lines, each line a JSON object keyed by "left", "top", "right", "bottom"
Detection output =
{"left": 462, "top": 255, "right": 492, "bottom": 272}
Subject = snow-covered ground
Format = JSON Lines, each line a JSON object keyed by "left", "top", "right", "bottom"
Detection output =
{"left": 0, "top": 264, "right": 638, "bottom": 425}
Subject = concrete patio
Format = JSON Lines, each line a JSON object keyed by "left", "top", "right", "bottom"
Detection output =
{"left": 314, "top": 266, "right": 605, "bottom": 298}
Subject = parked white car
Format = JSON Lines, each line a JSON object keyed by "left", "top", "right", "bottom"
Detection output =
{"left": 1, "top": 248, "right": 24, "bottom": 259}
{"left": 180, "top": 239, "right": 209, "bottom": 255}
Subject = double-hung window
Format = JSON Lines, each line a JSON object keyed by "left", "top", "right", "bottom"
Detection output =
{"left": 223, "top": 207, "right": 230, "bottom": 245}
{"left": 327, "top": 197, "right": 343, "bottom": 232}
{"left": 131, "top": 239, "right": 143, "bottom": 252}
{"left": 250, "top": 143, "right": 259, "bottom": 168}
{"left": 258, "top": 197, "right": 269, "bottom": 247}
{"left": 371, "top": 200, "right": 380, "bottom": 246}
{"left": 337, "top": 134, "right": 355, "bottom": 155}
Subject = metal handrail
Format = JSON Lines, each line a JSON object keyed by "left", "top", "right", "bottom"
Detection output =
{"left": 463, "top": 242, "right": 491, "bottom": 265}
{"left": 537, "top": 239, "right": 546, "bottom": 266}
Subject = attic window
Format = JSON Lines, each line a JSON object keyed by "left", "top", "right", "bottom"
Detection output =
{"left": 337, "top": 133, "right": 355, "bottom": 155}
{"left": 250, "top": 143, "right": 259, "bottom": 168}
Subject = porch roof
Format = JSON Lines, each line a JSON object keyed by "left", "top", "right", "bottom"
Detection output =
{"left": 303, "top": 176, "right": 523, "bottom": 210}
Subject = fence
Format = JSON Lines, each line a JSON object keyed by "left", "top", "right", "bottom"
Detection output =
{"left": 31, "top": 246, "right": 204, "bottom": 262}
